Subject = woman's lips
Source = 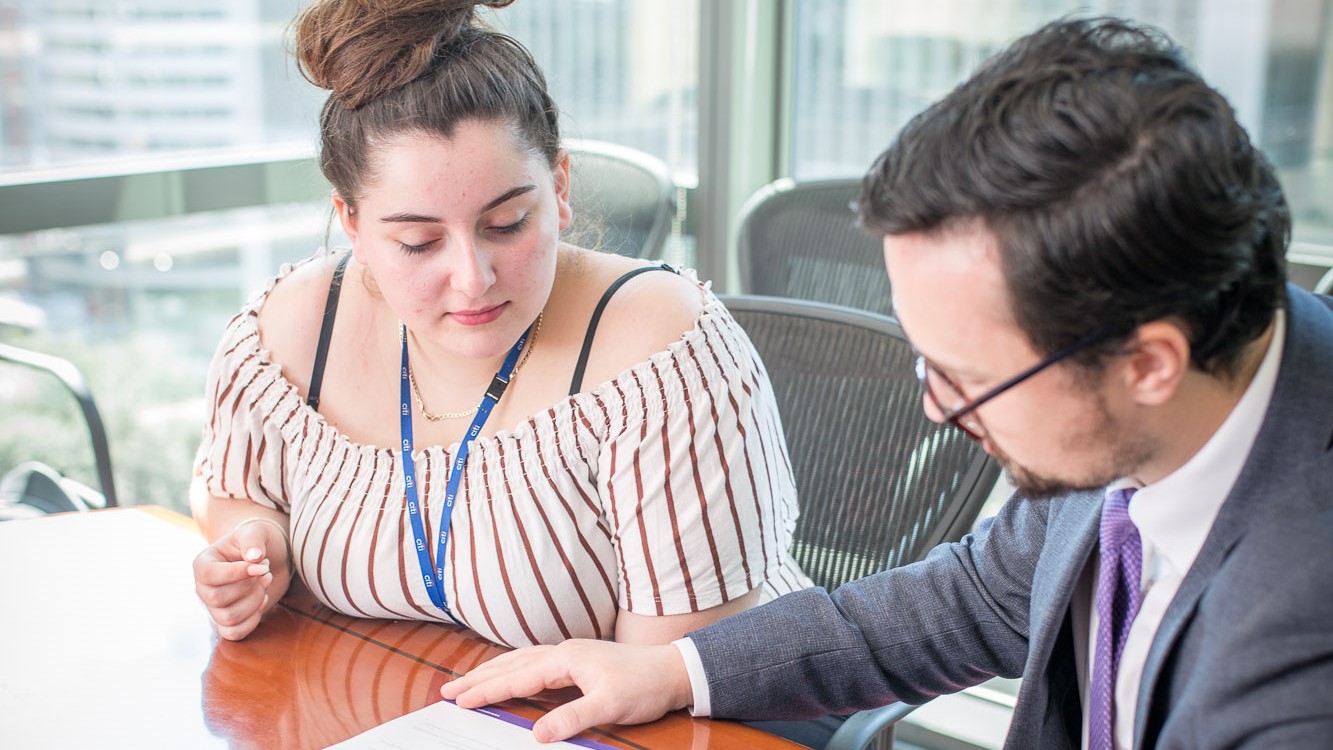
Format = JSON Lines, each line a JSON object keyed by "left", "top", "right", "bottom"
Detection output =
{"left": 448, "top": 302, "right": 507, "bottom": 326}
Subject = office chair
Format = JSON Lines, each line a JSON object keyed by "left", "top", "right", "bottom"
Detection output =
{"left": 1315, "top": 266, "right": 1333, "bottom": 295}
{"left": 0, "top": 342, "right": 118, "bottom": 516}
{"left": 736, "top": 178, "right": 892, "bottom": 316}
{"left": 565, "top": 139, "right": 676, "bottom": 260}
{"left": 720, "top": 295, "right": 1000, "bottom": 750}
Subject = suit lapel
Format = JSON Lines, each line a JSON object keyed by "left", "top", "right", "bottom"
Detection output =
{"left": 1030, "top": 494, "right": 1101, "bottom": 655}
{"left": 1008, "top": 492, "right": 1100, "bottom": 746}
{"left": 1133, "top": 287, "right": 1333, "bottom": 746}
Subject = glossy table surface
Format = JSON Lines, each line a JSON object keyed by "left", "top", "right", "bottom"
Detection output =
{"left": 0, "top": 507, "right": 803, "bottom": 749}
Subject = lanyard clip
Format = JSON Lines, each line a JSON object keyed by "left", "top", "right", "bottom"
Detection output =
{"left": 484, "top": 373, "right": 509, "bottom": 403}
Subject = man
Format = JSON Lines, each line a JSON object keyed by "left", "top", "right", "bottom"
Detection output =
{"left": 442, "top": 17, "right": 1333, "bottom": 749}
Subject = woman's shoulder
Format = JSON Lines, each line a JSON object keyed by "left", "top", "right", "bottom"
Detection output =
{"left": 559, "top": 250, "right": 730, "bottom": 392}
{"left": 584, "top": 251, "right": 704, "bottom": 326}
{"left": 253, "top": 250, "right": 350, "bottom": 393}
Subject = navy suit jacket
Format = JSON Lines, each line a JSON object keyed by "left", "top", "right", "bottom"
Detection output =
{"left": 690, "top": 285, "right": 1333, "bottom": 748}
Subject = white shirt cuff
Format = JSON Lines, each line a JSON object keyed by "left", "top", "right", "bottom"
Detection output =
{"left": 671, "top": 637, "right": 712, "bottom": 717}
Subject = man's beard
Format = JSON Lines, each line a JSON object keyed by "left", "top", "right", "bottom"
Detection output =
{"left": 990, "top": 395, "right": 1156, "bottom": 501}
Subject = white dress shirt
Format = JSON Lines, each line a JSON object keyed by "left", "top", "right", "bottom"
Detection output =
{"left": 1074, "top": 310, "right": 1285, "bottom": 749}
{"left": 675, "top": 311, "right": 1287, "bottom": 728}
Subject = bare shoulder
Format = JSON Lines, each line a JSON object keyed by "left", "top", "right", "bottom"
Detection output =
{"left": 256, "top": 253, "right": 346, "bottom": 392}
{"left": 570, "top": 251, "right": 706, "bottom": 388}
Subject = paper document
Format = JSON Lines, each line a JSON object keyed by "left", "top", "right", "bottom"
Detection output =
{"left": 326, "top": 700, "right": 620, "bottom": 750}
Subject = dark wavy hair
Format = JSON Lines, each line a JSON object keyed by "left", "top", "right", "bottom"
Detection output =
{"left": 292, "top": 0, "right": 561, "bottom": 210}
{"left": 859, "top": 16, "right": 1289, "bottom": 378}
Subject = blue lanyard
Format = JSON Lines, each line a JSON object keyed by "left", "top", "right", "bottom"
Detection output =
{"left": 399, "top": 322, "right": 532, "bottom": 624}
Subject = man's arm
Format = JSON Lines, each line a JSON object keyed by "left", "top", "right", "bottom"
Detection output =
{"left": 693, "top": 491, "right": 1045, "bottom": 720}
{"left": 443, "top": 494, "right": 1048, "bottom": 740}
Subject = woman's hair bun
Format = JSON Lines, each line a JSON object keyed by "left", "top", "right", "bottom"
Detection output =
{"left": 294, "top": 0, "right": 516, "bottom": 109}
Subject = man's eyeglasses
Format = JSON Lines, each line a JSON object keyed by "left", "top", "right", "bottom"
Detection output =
{"left": 914, "top": 328, "right": 1112, "bottom": 441}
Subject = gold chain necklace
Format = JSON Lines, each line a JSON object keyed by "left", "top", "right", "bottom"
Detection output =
{"left": 407, "top": 312, "right": 543, "bottom": 421}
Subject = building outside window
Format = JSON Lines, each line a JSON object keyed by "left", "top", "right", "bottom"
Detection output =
{"left": 0, "top": 0, "right": 1329, "bottom": 593}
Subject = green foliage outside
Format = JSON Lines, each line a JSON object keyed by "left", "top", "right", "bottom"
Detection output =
{"left": 0, "top": 328, "right": 205, "bottom": 514}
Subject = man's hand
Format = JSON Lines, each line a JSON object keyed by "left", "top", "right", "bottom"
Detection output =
{"left": 441, "top": 639, "right": 693, "bottom": 743}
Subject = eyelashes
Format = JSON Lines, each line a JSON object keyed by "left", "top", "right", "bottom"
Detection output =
{"left": 492, "top": 214, "right": 531, "bottom": 235}
{"left": 398, "top": 240, "right": 433, "bottom": 254}
{"left": 395, "top": 214, "right": 532, "bottom": 255}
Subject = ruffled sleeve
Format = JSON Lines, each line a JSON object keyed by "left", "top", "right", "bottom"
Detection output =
{"left": 590, "top": 300, "right": 800, "bottom": 616}
{"left": 193, "top": 307, "right": 300, "bottom": 513}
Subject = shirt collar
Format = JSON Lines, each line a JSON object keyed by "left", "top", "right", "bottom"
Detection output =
{"left": 1109, "top": 309, "right": 1286, "bottom": 576}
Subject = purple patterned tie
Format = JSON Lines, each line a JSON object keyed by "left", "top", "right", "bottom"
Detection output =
{"left": 1088, "top": 487, "right": 1143, "bottom": 750}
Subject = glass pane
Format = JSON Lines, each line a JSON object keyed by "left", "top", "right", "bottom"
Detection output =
{"left": 0, "top": 203, "right": 336, "bottom": 510}
{"left": 0, "top": 0, "right": 320, "bottom": 174}
{"left": 789, "top": 0, "right": 1333, "bottom": 250}
{"left": 493, "top": 0, "right": 700, "bottom": 181}
{"left": 1, "top": 0, "right": 702, "bottom": 511}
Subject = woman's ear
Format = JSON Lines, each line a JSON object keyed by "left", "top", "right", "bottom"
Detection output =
{"left": 552, "top": 152, "right": 573, "bottom": 231}
{"left": 1122, "top": 321, "right": 1192, "bottom": 406}
{"left": 332, "top": 192, "right": 365, "bottom": 261}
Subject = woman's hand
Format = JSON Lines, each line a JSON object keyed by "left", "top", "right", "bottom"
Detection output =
{"left": 192, "top": 517, "right": 292, "bottom": 641}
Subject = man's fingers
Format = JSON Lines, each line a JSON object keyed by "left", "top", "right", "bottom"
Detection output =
{"left": 450, "top": 662, "right": 574, "bottom": 710}
{"left": 439, "top": 641, "right": 688, "bottom": 745}
{"left": 441, "top": 647, "right": 550, "bottom": 700}
{"left": 532, "top": 697, "right": 604, "bottom": 744}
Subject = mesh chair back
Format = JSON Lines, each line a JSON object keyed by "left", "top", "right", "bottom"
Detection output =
{"left": 721, "top": 295, "right": 998, "bottom": 591}
{"left": 565, "top": 139, "right": 676, "bottom": 259}
{"left": 736, "top": 178, "right": 891, "bottom": 316}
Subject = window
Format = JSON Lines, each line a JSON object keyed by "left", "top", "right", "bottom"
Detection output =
{"left": 788, "top": 0, "right": 1333, "bottom": 282}
{"left": 495, "top": 0, "right": 700, "bottom": 182}
{"left": 0, "top": 0, "right": 702, "bottom": 516}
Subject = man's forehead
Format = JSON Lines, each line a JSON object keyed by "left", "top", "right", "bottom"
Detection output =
{"left": 884, "top": 226, "right": 1026, "bottom": 369}
{"left": 883, "top": 225, "right": 1004, "bottom": 311}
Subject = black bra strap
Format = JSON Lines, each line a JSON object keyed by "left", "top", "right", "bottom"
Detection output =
{"left": 568, "top": 262, "right": 679, "bottom": 396}
{"left": 306, "top": 252, "right": 352, "bottom": 411}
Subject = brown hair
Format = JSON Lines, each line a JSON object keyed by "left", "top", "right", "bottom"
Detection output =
{"left": 292, "top": 0, "right": 561, "bottom": 209}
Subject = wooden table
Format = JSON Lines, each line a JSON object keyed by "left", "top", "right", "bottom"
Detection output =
{"left": 0, "top": 507, "right": 803, "bottom": 749}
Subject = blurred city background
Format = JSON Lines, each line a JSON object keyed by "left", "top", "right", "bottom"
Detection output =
{"left": 1, "top": 0, "right": 1329, "bottom": 515}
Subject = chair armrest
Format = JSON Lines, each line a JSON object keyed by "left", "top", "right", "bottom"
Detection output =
{"left": 0, "top": 343, "right": 118, "bottom": 507}
{"left": 825, "top": 701, "right": 921, "bottom": 750}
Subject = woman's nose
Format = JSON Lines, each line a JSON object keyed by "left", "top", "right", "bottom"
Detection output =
{"left": 446, "top": 238, "right": 497, "bottom": 298}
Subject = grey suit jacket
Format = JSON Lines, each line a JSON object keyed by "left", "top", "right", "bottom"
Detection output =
{"left": 690, "top": 285, "right": 1333, "bottom": 748}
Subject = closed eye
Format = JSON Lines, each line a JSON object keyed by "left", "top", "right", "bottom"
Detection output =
{"left": 492, "top": 214, "right": 531, "bottom": 236}
{"left": 397, "top": 240, "right": 435, "bottom": 254}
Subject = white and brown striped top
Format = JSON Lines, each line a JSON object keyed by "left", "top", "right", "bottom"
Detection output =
{"left": 195, "top": 261, "right": 811, "bottom": 648}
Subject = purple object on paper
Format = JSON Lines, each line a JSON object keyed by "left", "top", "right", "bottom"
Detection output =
{"left": 462, "top": 703, "right": 623, "bottom": 749}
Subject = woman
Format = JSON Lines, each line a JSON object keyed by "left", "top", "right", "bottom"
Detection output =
{"left": 191, "top": 0, "right": 809, "bottom": 649}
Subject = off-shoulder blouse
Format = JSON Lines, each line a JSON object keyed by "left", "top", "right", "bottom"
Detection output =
{"left": 195, "top": 253, "right": 811, "bottom": 647}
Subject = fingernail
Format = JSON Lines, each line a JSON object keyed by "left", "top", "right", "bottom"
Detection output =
{"left": 246, "top": 562, "right": 271, "bottom": 576}
{"left": 244, "top": 547, "right": 263, "bottom": 561}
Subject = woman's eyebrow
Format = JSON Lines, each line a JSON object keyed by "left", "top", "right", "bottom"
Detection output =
{"left": 481, "top": 184, "right": 537, "bottom": 211}
{"left": 379, "top": 184, "right": 538, "bottom": 223}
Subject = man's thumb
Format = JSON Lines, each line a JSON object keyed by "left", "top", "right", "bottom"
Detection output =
{"left": 532, "top": 699, "right": 596, "bottom": 743}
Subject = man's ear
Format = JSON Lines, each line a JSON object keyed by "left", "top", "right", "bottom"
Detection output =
{"left": 332, "top": 192, "right": 364, "bottom": 262}
{"left": 1123, "top": 321, "right": 1192, "bottom": 406}
{"left": 552, "top": 151, "right": 572, "bottom": 231}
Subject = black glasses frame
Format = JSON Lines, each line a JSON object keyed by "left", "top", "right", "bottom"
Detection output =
{"left": 915, "top": 328, "right": 1113, "bottom": 440}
